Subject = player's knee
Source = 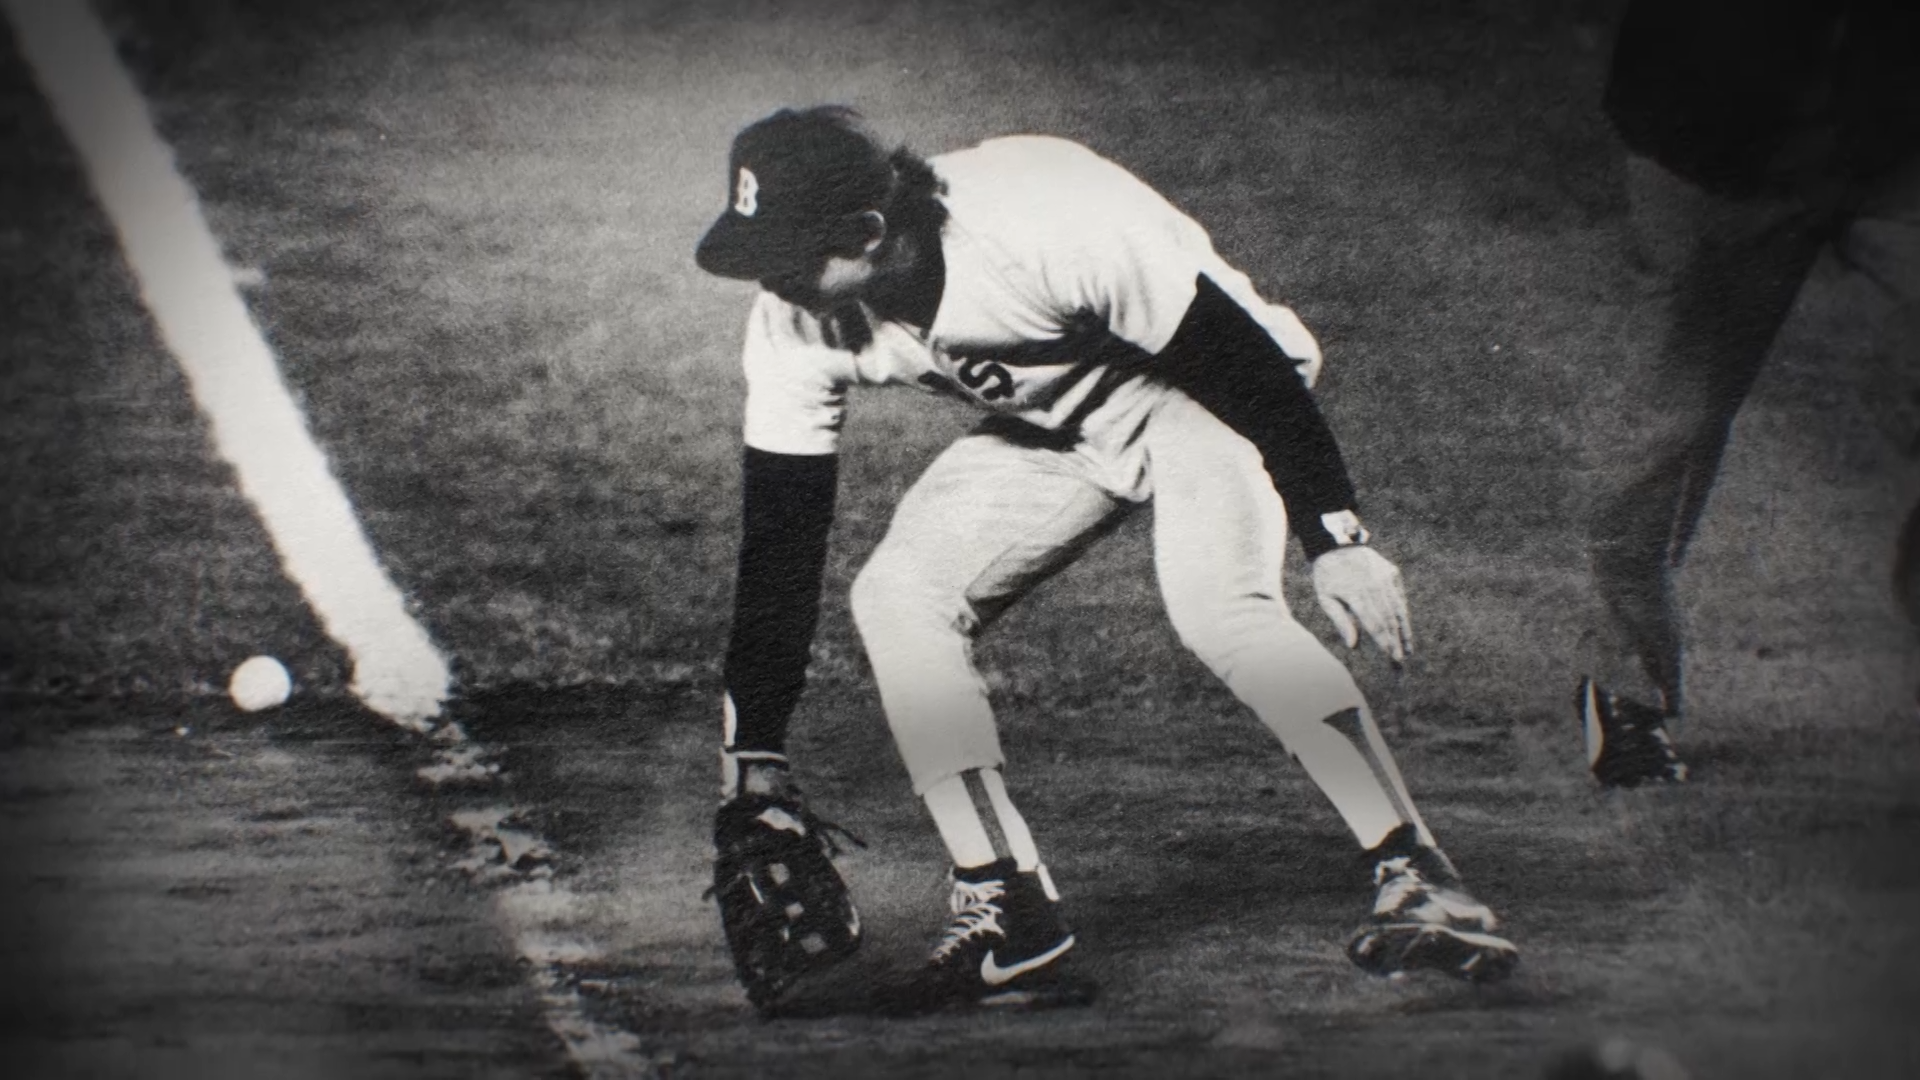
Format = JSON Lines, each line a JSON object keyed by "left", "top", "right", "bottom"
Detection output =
{"left": 1164, "top": 593, "right": 1289, "bottom": 672}
{"left": 1589, "top": 490, "right": 1673, "bottom": 577}
{"left": 850, "top": 547, "right": 962, "bottom": 642}
{"left": 1178, "top": 609, "right": 1366, "bottom": 718}
{"left": 848, "top": 556, "right": 899, "bottom": 639}
{"left": 1170, "top": 621, "right": 1237, "bottom": 673}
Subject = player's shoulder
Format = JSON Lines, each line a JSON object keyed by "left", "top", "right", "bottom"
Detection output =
{"left": 933, "top": 134, "right": 1170, "bottom": 243}
{"left": 937, "top": 133, "right": 1112, "bottom": 167}
{"left": 934, "top": 134, "right": 1140, "bottom": 188}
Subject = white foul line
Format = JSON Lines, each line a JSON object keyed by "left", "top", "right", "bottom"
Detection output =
{"left": 4, "top": 0, "right": 450, "bottom": 727}
{"left": 10, "top": 8, "right": 665, "bottom": 1072}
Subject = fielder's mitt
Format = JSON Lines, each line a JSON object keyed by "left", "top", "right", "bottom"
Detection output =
{"left": 708, "top": 792, "right": 865, "bottom": 1012}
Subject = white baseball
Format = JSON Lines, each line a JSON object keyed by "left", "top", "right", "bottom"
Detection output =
{"left": 229, "top": 655, "right": 292, "bottom": 712}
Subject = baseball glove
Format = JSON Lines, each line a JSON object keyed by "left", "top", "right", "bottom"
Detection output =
{"left": 708, "top": 791, "right": 866, "bottom": 1012}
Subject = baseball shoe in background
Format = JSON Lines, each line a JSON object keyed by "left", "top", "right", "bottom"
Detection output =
{"left": 1578, "top": 678, "right": 1689, "bottom": 787}
{"left": 880, "top": 858, "right": 1096, "bottom": 1015}
{"left": 1347, "top": 824, "right": 1520, "bottom": 983}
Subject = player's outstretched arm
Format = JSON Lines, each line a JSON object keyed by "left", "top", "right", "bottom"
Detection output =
{"left": 721, "top": 445, "right": 839, "bottom": 783}
{"left": 710, "top": 446, "right": 870, "bottom": 1013}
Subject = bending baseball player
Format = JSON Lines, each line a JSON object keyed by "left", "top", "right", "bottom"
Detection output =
{"left": 696, "top": 106, "right": 1519, "bottom": 1015}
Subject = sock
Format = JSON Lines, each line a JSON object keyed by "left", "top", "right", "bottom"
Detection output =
{"left": 1212, "top": 625, "right": 1432, "bottom": 850}
{"left": 923, "top": 775, "right": 997, "bottom": 868}
{"left": 923, "top": 768, "right": 1046, "bottom": 876}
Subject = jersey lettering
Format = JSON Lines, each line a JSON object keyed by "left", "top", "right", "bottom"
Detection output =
{"left": 955, "top": 356, "right": 1014, "bottom": 402}
{"left": 917, "top": 372, "right": 961, "bottom": 398}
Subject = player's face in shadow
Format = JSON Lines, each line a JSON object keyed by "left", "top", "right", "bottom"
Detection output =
{"left": 761, "top": 251, "right": 878, "bottom": 314}
{"left": 761, "top": 213, "right": 888, "bottom": 314}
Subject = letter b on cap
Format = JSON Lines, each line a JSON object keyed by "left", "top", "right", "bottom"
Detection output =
{"left": 734, "top": 167, "right": 759, "bottom": 216}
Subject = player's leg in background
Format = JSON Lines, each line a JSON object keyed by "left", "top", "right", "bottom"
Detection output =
{"left": 848, "top": 422, "right": 1124, "bottom": 1009}
{"left": 1139, "top": 391, "right": 1517, "bottom": 982}
{"left": 1899, "top": 496, "right": 1920, "bottom": 633}
{"left": 1577, "top": 152, "right": 1830, "bottom": 783}
{"left": 1830, "top": 154, "right": 1920, "bottom": 636}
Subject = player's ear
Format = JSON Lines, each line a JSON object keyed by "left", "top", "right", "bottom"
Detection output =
{"left": 822, "top": 211, "right": 885, "bottom": 258}
{"left": 855, "top": 210, "right": 887, "bottom": 254}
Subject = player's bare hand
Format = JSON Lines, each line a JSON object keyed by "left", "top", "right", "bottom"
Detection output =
{"left": 1310, "top": 546, "right": 1413, "bottom": 663}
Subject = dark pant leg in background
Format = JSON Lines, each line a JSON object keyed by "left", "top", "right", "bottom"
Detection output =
{"left": 1586, "top": 153, "right": 1831, "bottom": 717}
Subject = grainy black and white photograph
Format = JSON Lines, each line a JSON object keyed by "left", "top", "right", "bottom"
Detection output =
{"left": 3, "top": 0, "right": 1917, "bottom": 1076}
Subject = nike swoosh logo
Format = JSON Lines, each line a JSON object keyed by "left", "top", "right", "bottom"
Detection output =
{"left": 980, "top": 936, "right": 1074, "bottom": 986}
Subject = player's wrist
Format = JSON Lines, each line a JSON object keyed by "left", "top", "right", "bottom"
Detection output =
{"left": 721, "top": 747, "right": 792, "bottom": 800}
{"left": 1304, "top": 509, "right": 1372, "bottom": 560}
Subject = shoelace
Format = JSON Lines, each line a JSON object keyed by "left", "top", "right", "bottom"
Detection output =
{"left": 931, "top": 878, "right": 1007, "bottom": 962}
{"left": 1373, "top": 854, "right": 1417, "bottom": 886}
{"left": 1372, "top": 855, "right": 1429, "bottom": 912}
{"left": 766, "top": 779, "right": 870, "bottom": 855}
{"left": 1615, "top": 716, "right": 1683, "bottom": 769}
{"left": 1600, "top": 691, "right": 1682, "bottom": 756}
{"left": 1372, "top": 854, "right": 1495, "bottom": 929}
{"left": 804, "top": 807, "right": 868, "bottom": 857}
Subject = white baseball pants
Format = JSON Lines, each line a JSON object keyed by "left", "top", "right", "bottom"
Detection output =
{"left": 850, "top": 383, "right": 1412, "bottom": 846}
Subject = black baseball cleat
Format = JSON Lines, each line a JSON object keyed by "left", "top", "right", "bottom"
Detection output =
{"left": 876, "top": 858, "right": 1096, "bottom": 1016}
{"left": 1577, "top": 677, "right": 1689, "bottom": 787}
{"left": 1347, "top": 824, "right": 1520, "bottom": 984}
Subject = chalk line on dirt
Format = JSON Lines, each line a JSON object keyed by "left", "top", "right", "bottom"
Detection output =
{"left": 3, "top": 0, "right": 450, "bottom": 728}
{"left": 3, "top": 2, "right": 662, "bottom": 1073}
{"left": 434, "top": 728, "right": 669, "bottom": 1078}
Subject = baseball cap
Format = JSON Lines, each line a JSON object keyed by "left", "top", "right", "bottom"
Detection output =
{"left": 695, "top": 106, "right": 895, "bottom": 281}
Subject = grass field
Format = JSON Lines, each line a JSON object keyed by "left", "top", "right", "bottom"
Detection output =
{"left": 4, "top": 0, "right": 1919, "bottom": 1076}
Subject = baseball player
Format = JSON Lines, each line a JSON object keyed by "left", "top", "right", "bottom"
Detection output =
{"left": 696, "top": 105, "right": 1519, "bottom": 1016}
{"left": 1576, "top": 0, "right": 1920, "bottom": 787}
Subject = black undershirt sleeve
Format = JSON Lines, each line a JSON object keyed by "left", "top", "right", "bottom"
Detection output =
{"left": 1152, "top": 274, "right": 1360, "bottom": 559}
{"left": 722, "top": 446, "right": 838, "bottom": 755}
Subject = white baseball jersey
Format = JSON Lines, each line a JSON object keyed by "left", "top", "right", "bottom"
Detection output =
{"left": 738, "top": 136, "right": 1322, "bottom": 456}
